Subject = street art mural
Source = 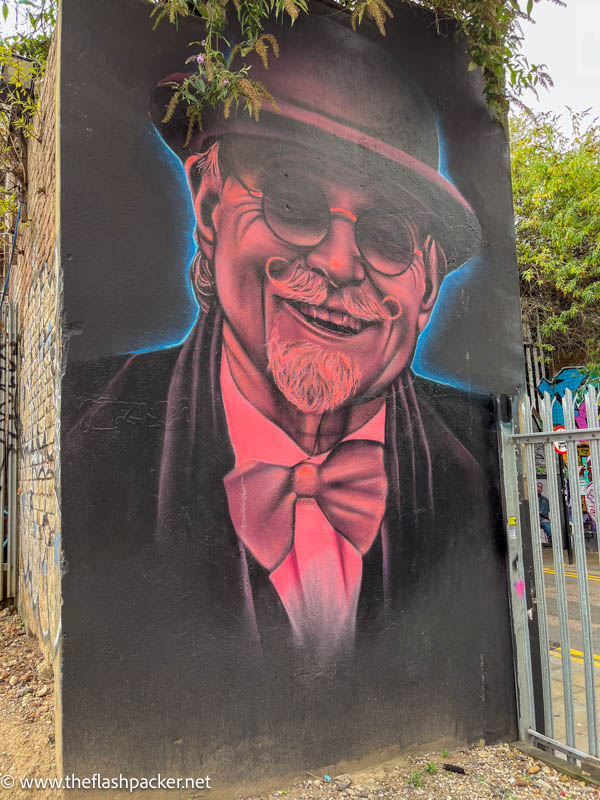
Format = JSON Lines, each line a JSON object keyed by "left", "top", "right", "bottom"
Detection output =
{"left": 60, "top": 0, "right": 524, "bottom": 785}
{"left": 17, "top": 261, "right": 62, "bottom": 659}
{"left": 537, "top": 367, "right": 599, "bottom": 529}
{"left": 538, "top": 366, "right": 600, "bottom": 428}
{"left": 578, "top": 444, "right": 596, "bottom": 527}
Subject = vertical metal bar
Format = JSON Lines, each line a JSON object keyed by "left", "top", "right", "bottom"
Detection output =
{"left": 563, "top": 388, "right": 598, "bottom": 755}
{"left": 500, "top": 403, "right": 536, "bottom": 742}
{"left": 542, "top": 392, "right": 577, "bottom": 750}
{"left": 522, "top": 394, "right": 554, "bottom": 737}
{"left": 0, "top": 303, "right": 5, "bottom": 601}
{"left": 585, "top": 388, "right": 600, "bottom": 567}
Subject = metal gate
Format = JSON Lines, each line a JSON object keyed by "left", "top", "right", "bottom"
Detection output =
{"left": 0, "top": 301, "right": 18, "bottom": 601}
{"left": 500, "top": 386, "right": 600, "bottom": 764}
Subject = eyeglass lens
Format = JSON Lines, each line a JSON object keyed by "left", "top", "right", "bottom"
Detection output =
{"left": 261, "top": 173, "right": 416, "bottom": 277}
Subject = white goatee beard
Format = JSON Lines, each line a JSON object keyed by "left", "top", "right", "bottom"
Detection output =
{"left": 267, "top": 326, "right": 360, "bottom": 414}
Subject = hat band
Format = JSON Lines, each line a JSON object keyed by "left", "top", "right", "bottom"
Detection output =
{"left": 276, "top": 99, "right": 472, "bottom": 211}
{"left": 202, "top": 95, "right": 474, "bottom": 214}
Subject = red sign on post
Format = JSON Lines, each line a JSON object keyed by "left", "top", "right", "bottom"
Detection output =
{"left": 554, "top": 425, "right": 567, "bottom": 455}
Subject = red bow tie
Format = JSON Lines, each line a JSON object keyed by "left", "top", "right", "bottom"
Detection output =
{"left": 223, "top": 439, "right": 388, "bottom": 571}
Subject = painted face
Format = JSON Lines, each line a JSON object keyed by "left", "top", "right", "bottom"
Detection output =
{"left": 193, "top": 140, "right": 439, "bottom": 411}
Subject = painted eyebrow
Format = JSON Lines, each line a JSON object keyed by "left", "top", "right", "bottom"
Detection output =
{"left": 330, "top": 207, "right": 357, "bottom": 222}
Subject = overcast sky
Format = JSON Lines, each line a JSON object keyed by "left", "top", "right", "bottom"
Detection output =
{"left": 519, "top": 0, "right": 600, "bottom": 122}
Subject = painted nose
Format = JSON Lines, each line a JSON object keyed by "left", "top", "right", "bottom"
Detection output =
{"left": 305, "top": 212, "right": 366, "bottom": 287}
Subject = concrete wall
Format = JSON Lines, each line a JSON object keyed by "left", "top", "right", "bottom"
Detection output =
{"left": 10, "top": 37, "right": 61, "bottom": 666}
{"left": 59, "top": 0, "right": 523, "bottom": 793}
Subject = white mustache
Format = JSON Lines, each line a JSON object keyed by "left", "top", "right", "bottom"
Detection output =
{"left": 265, "top": 258, "right": 391, "bottom": 322}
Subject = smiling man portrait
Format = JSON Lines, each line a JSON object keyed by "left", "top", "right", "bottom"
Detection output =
{"left": 74, "top": 16, "right": 493, "bottom": 661}
{"left": 62, "top": 0, "right": 519, "bottom": 782}
{"left": 143, "top": 107, "right": 483, "bottom": 660}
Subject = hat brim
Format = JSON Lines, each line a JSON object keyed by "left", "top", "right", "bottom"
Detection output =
{"left": 149, "top": 81, "right": 481, "bottom": 271}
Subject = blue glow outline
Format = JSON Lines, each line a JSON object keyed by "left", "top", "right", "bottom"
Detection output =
{"left": 436, "top": 113, "right": 450, "bottom": 181}
{"left": 125, "top": 128, "right": 199, "bottom": 355}
{"left": 411, "top": 114, "right": 483, "bottom": 390}
{"left": 127, "top": 122, "right": 483, "bottom": 393}
{"left": 412, "top": 256, "right": 483, "bottom": 391}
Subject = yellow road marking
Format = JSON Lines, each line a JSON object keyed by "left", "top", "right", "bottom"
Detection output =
{"left": 543, "top": 567, "right": 600, "bottom": 665}
{"left": 544, "top": 567, "right": 600, "bottom": 583}
{"left": 550, "top": 647, "right": 600, "bottom": 666}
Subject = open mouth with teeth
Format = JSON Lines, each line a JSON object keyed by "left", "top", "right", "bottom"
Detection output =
{"left": 286, "top": 299, "right": 376, "bottom": 336}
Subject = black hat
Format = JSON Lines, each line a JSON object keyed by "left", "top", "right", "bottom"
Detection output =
{"left": 149, "top": 10, "right": 481, "bottom": 271}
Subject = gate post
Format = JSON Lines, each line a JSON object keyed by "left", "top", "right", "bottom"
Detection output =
{"left": 498, "top": 395, "right": 536, "bottom": 744}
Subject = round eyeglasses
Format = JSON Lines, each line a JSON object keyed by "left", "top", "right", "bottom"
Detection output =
{"left": 243, "top": 173, "right": 420, "bottom": 277}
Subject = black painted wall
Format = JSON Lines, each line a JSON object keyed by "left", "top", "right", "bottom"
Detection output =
{"left": 60, "top": 0, "right": 522, "bottom": 790}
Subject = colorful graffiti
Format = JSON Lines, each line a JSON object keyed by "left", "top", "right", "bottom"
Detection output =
{"left": 538, "top": 368, "right": 599, "bottom": 528}
{"left": 538, "top": 366, "right": 600, "bottom": 428}
{"left": 578, "top": 443, "right": 596, "bottom": 527}
{"left": 60, "top": 0, "right": 520, "bottom": 783}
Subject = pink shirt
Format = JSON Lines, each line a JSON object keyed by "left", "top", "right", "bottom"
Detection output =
{"left": 221, "top": 350, "right": 386, "bottom": 659}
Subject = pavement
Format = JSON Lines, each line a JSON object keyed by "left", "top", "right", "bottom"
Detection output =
{"left": 540, "top": 546, "right": 600, "bottom": 756}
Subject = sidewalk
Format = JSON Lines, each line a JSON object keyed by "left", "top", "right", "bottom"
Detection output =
{"left": 550, "top": 647, "right": 593, "bottom": 753}
{"left": 542, "top": 544, "right": 600, "bottom": 577}
{"left": 541, "top": 546, "right": 600, "bottom": 755}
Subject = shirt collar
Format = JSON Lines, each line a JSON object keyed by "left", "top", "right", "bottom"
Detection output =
{"left": 220, "top": 346, "right": 385, "bottom": 468}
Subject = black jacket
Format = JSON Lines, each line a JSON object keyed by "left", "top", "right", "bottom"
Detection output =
{"left": 60, "top": 307, "right": 516, "bottom": 780}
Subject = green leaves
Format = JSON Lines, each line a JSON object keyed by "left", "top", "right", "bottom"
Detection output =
{"left": 151, "top": 0, "right": 298, "bottom": 135}
{"left": 511, "top": 110, "right": 600, "bottom": 368}
{"left": 162, "top": 28, "right": 283, "bottom": 145}
{"left": 350, "top": 0, "right": 394, "bottom": 37}
{"left": 148, "top": 0, "right": 564, "bottom": 128}
{"left": 0, "top": 0, "right": 56, "bottom": 251}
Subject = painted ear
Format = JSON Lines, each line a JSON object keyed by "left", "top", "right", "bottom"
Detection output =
{"left": 184, "top": 154, "right": 222, "bottom": 258}
{"left": 417, "top": 236, "right": 445, "bottom": 332}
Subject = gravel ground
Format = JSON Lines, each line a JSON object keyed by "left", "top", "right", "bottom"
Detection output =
{"left": 1, "top": 603, "right": 599, "bottom": 799}
{"left": 0, "top": 604, "right": 57, "bottom": 798}
{"left": 240, "top": 745, "right": 600, "bottom": 800}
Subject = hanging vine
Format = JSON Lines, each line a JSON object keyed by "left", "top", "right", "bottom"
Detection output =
{"left": 0, "top": 0, "right": 563, "bottom": 275}
{"left": 0, "top": 0, "right": 55, "bottom": 258}
{"left": 147, "top": 0, "right": 562, "bottom": 141}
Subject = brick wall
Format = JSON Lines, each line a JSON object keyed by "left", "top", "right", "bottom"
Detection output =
{"left": 9, "top": 37, "right": 61, "bottom": 666}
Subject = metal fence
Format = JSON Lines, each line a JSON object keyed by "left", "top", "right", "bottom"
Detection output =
{"left": 0, "top": 301, "right": 18, "bottom": 601}
{"left": 500, "top": 386, "right": 600, "bottom": 765}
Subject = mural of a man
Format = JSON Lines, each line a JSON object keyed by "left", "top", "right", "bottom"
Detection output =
{"left": 62, "top": 4, "right": 516, "bottom": 774}
{"left": 146, "top": 78, "right": 482, "bottom": 661}
{"left": 79, "top": 24, "right": 485, "bottom": 657}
